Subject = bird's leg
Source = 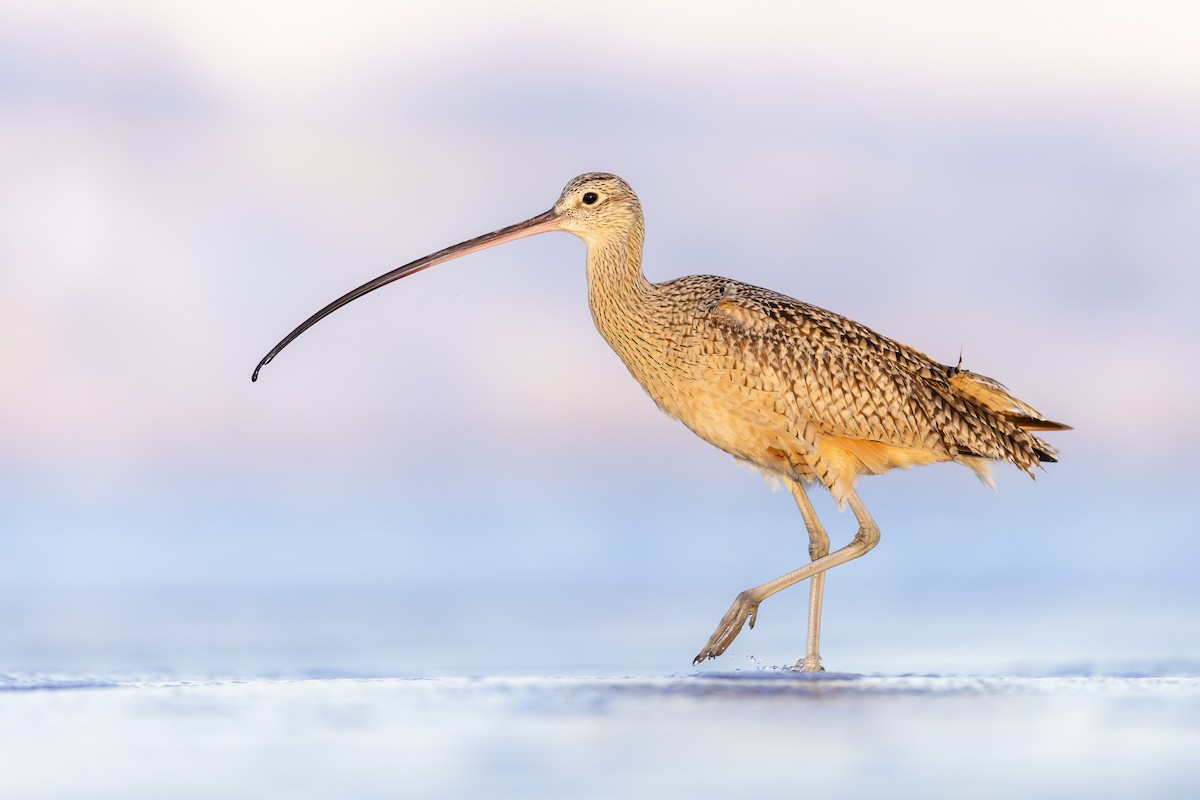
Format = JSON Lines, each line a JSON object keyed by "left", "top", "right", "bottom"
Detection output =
{"left": 693, "top": 486, "right": 880, "bottom": 665}
{"left": 787, "top": 478, "right": 829, "bottom": 672}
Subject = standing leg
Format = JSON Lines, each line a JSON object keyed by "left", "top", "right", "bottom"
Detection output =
{"left": 693, "top": 485, "right": 879, "bottom": 664}
{"left": 787, "top": 478, "right": 829, "bottom": 672}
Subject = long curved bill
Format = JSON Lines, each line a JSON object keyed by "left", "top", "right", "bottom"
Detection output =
{"left": 252, "top": 208, "right": 562, "bottom": 381}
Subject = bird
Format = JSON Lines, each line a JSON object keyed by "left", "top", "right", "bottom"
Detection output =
{"left": 253, "top": 172, "right": 1069, "bottom": 671}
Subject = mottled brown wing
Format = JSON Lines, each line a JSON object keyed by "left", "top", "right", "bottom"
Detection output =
{"left": 695, "top": 278, "right": 1031, "bottom": 467}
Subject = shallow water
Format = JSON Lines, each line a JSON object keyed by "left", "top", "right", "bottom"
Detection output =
{"left": 4, "top": 670, "right": 1198, "bottom": 799}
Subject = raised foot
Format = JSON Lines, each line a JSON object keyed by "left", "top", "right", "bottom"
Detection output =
{"left": 692, "top": 590, "right": 760, "bottom": 664}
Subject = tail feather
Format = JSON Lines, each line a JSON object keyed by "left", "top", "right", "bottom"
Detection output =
{"left": 1033, "top": 440, "right": 1059, "bottom": 463}
{"left": 1007, "top": 414, "right": 1073, "bottom": 432}
{"left": 949, "top": 368, "right": 1069, "bottom": 468}
{"left": 950, "top": 369, "right": 1071, "bottom": 432}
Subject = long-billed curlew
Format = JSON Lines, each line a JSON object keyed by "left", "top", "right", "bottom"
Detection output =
{"left": 253, "top": 173, "right": 1069, "bottom": 670}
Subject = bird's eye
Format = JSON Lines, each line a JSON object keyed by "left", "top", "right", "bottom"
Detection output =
{"left": 582, "top": 192, "right": 599, "bottom": 205}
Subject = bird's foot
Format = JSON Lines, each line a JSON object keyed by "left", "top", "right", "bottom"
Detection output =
{"left": 794, "top": 655, "right": 825, "bottom": 672}
{"left": 693, "top": 590, "right": 759, "bottom": 664}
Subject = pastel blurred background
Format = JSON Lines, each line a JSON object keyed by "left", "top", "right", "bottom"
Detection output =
{"left": 2, "top": 0, "right": 1198, "bottom": 678}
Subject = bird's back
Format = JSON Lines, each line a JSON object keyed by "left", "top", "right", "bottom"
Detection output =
{"left": 609, "top": 274, "right": 1067, "bottom": 501}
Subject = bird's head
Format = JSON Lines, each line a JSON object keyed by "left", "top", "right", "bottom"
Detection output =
{"left": 552, "top": 172, "right": 643, "bottom": 246}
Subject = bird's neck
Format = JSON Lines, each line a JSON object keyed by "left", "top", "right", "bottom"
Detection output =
{"left": 584, "top": 219, "right": 654, "bottom": 337}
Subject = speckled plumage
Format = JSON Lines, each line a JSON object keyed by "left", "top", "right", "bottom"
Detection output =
{"left": 564, "top": 174, "right": 1064, "bottom": 507}
{"left": 254, "top": 171, "right": 1069, "bottom": 670}
{"left": 558, "top": 173, "right": 1068, "bottom": 667}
